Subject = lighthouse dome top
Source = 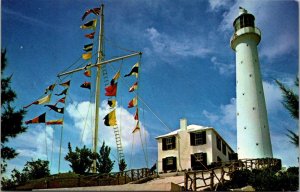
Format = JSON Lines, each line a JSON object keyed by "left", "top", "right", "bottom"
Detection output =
{"left": 233, "top": 7, "right": 255, "bottom": 32}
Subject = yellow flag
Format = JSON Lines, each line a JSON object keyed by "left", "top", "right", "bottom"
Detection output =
{"left": 46, "top": 119, "right": 63, "bottom": 125}
{"left": 104, "top": 109, "right": 117, "bottom": 126}
{"left": 37, "top": 94, "right": 51, "bottom": 104}
{"left": 82, "top": 52, "right": 92, "bottom": 60}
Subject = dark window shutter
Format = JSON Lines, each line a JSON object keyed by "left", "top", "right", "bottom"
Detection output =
{"left": 172, "top": 136, "right": 176, "bottom": 149}
{"left": 190, "top": 133, "right": 195, "bottom": 146}
{"left": 162, "top": 138, "right": 166, "bottom": 150}
{"left": 191, "top": 154, "right": 195, "bottom": 170}
{"left": 202, "top": 153, "right": 207, "bottom": 166}
{"left": 162, "top": 158, "right": 167, "bottom": 171}
{"left": 202, "top": 131, "right": 206, "bottom": 144}
{"left": 173, "top": 157, "right": 177, "bottom": 170}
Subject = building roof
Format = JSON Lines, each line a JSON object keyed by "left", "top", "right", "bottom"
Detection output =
{"left": 155, "top": 124, "right": 212, "bottom": 139}
{"left": 155, "top": 124, "right": 235, "bottom": 152}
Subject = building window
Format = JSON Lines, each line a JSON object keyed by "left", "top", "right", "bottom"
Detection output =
{"left": 229, "top": 153, "right": 238, "bottom": 160}
{"left": 191, "top": 153, "right": 207, "bottom": 170}
{"left": 216, "top": 136, "right": 221, "bottom": 151}
{"left": 162, "top": 157, "right": 177, "bottom": 172}
{"left": 217, "top": 156, "right": 222, "bottom": 162}
{"left": 222, "top": 141, "right": 226, "bottom": 155}
{"left": 162, "top": 136, "right": 176, "bottom": 150}
{"left": 190, "top": 131, "right": 206, "bottom": 146}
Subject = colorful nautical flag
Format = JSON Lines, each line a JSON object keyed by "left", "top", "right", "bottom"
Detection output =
{"left": 24, "top": 94, "right": 51, "bottom": 108}
{"left": 82, "top": 8, "right": 101, "bottom": 20}
{"left": 132, "top": 121, "right": 140, "bottom": 133}
{"left": 80, "top": 19, "right": 97, "bottom": 29}
{"left": 85, "top": 32, "right": 95, "bottom": 39}
{"left": 59, "top": 80, "right": 71, "bottom": 87}
{"left": 45, "top": 105, "right": 64, "bottom": 114}
{"left": 55, "top": 88, "right": 68, "bottom": 96}
{"left": 103, "top": 109, "right": 117, "bottom": 126}
{"left": 25, "top": 113, "right": 46, "bottom": 124}
{"left": 105, "top": 83, "right": 118, "bottom": 96}
{"left": 134, "top": 108, "right": 139, "bottom": 120}
{"left": 45, "top": 84, "right": 56, "bottom": 94}
{"left": 129, "top": 82, "right": 138, "bottom": 92}
{"left": 84, "top": 69, "right": 91, "bottom": 77}
{"left": 128, "top": 97, "right": 138, "bottom": 108}
{"left": 46, "top": 119, "right": 63, "bottom": 125}
{"left": 108, "top": 99, "right": 116, "bottom": 108}
{"left": 83, "top": 43, "right": 93, "bottom": 52}
{"left": 124, "top": 62, "right": 139, "bottom": 78}
{"left": 57, "top": 97, "right": 66, "bottom": 104}
{"left": 84, "top": 64, "right": 92, "bottom": 77}
{"left": 110, "top": 70, "right": 120, "bottom": 85}
{"left": 82, "top": 52, "right": 92, "bottom": 60}
{"left": 80, "top": 82, "right": 91, "bottom": 90}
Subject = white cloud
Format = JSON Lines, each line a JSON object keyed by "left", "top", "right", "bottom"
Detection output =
{"left": 66, "top": 101, "right": 149, "bottom": 154}
{"left": 208, "top": 0, "right": 230, "bottom": 11}
{"left": 211, "top": 56, "right": 235, "bottom": 75}
{"left": 3, "top": 8, "right": 55, "bottom": 29}
{"left": 203, "top": 98, "right": 236, "bottom": 129}
{"left": 260, "top": 31, "right": 297, "bottom": 60}
{"left": 11, "top": 125, "right": 55, "bottom": 160}
{"left": 202, "top": 110, "right": 219, "bottom": 124}
{"left": 263, "top": 81, "right": 283, "bottom": 114}
{"left": 271, "top": 132, "right": 299, "bottom": 167}
{"left": 144, "top": 27, "right": 212, "bottom": 61}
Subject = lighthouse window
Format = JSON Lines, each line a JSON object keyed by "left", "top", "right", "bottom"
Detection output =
{"left": 242, "top": 93, "right": 245, "bottom": 95}
{"left": 256, "top": 143, "right": 259, "bottom": 146}
{"left": 253, "top": 107, "right": 255, "bottom": 110}
{"left": 240, "top": 61, "right": 243, "bottom": 64}
{"left": 249, "top": 74, "right": 252, "bottom": 77}
{"left": 234, "top": 14, "right": 255, "bottom": 31}
{"left": 244, "top": 126, "right": 247, "bottom": 129}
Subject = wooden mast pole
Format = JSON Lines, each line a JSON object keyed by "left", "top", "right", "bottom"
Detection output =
{"left": 92, "top": 4, "right": 104, "bottom": 173}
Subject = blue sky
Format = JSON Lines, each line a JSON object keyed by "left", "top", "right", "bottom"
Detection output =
{"left": 2, "top": 0, "right": 299, "bottom": 176}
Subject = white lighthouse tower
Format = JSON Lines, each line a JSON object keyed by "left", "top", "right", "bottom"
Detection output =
{"left": 230, "top": 7, "right": 273, "bottom": 159}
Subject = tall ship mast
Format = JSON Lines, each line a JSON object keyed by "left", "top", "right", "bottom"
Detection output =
{"left": 24, "top": 3, "right": 144, "bottom": 174}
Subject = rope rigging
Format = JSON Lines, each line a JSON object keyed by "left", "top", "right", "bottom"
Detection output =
{"left": 24, "top": 3, "right": 177, "bottom": 175}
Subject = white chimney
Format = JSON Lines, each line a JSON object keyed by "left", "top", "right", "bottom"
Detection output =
{"left": 180, "top": 118, "right": 187, "bottom": 130}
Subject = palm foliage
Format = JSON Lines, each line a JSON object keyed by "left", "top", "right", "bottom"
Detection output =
{"left": 275, "top": 77, "right": 299, "bottom": 147}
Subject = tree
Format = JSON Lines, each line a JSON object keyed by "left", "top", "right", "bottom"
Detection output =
{"left": 275, "top": 77, "right": 299, "bottom": 147}
{"left": 64, "top": 142, "right": 95, "bottom": 174}
{"left": 1, "top": 49, "right": 27, "bottom": 173}
{"left": 119, "top": 158, "right": 127, "bottom": 172}
{"left": 1, "top": 159, "right": 50, "bottom": 190}
{"left": 22, "top": 159, "right": 50, "bottom": 180}
{"left": 96, "top": 142, "right": 114, "bottom": 174}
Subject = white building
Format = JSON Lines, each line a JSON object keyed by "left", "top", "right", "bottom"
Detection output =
{"left": 156, "top": 119, "right": 235, "bottom": 173}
